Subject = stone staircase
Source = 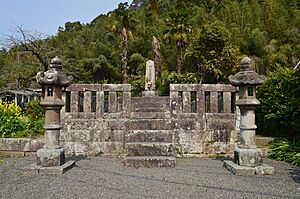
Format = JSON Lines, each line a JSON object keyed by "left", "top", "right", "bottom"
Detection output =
{"left": 123, "top": 96, "right": 176, "bottom": 167}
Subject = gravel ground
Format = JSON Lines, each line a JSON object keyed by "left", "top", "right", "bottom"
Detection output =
{"left": 0, "top": 156, "right": 299, "bottom": 199}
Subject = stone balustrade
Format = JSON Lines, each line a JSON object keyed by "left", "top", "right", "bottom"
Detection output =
{"left": 60, "top": 83, "right": 238, "bottom": 157}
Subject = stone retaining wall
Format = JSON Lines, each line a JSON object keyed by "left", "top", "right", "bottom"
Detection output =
{"left": 0, "top": 138, "right": 43, "bottom": 156}
{"left": 60, "top": 83, "right": 240, "bottom": 157}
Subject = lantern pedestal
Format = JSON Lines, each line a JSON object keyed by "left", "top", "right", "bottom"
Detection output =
{"left": 234, "top": 148, "right": 263, "bottom": 167}
{"left": 37, "top": 148, "right": 65, "bottom": 167}
{"left": 24, "top": 56, "right": 74, "bottom": 175}
{"left": 224, "top": 56, "right": 274, "bottom": 176}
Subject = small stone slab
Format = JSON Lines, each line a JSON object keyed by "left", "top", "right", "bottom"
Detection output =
{"left": 224, "top": 160, "right": 255, "bottom": 176}
{"left": 224, "top": 161, "right": 275, "bottom": 176}
{"left": 24, "top": 161, "right": 75, "bottom": 175}
{"left": 255, "top": 164, "right": 275, "bottom": 175}
{"left": 142, "top": 91, "right": 156, "bottom": 97}
{"left": 124, "top": 156, "right": 176, "bottom": 168}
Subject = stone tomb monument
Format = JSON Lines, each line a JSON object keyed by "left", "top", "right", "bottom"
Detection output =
{"left": 25, "top": 57, "right": 75, "bottom": 174}
{"left": 224, "top": 56, "right": 274, "bottom": 176}
{"left": 143, "top": 60, "right": 156, "bottom": 97}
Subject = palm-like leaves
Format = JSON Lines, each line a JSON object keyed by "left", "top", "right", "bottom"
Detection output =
{"left": 109, "top": 3, "right": 136, "bottom": 83}
{"left": 164, "top": 12, "right": 193, "bottom": 73}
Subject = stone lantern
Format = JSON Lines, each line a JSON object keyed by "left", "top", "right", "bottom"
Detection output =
{"left": 25, "top": 56, "right": 74, "bottom": 174}
{"left": 224, "top": 56, "right": 274, "bottom": 175}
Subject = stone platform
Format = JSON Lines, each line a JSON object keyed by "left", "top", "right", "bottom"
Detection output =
{"left": 224, "top": 160, "right": 274, "bottom": 176}
{"left": 24, "top": 161, "right": 75, "bottom": 175}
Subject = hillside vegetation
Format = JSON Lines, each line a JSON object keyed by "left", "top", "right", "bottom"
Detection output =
{"left": 0, "top": 0, "right": 299, "bottom": 90}
{"left": 0, "top": 0, "right": 299, "bottom": 163}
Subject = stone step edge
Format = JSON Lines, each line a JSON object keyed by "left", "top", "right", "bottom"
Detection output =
{"left": 123, "top": 156, "right": 176, "bottom": 168}
{"left": 130, "top": 112, "right": 171, "bottom": 115}
{"left": 125, "top": 142, "right": 174, "bottom": 145}
{"left": 129, "top": 130, "right": 173, "bottom": 132}
{"left": 124, "top": 156, "right": 176, "bottom": 160}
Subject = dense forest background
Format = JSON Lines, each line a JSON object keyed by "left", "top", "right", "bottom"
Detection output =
{"left": 0, "top": 0, "right": 299, "bottom": 93}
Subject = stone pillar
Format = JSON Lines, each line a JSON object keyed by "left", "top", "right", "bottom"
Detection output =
{"left": 143, "top": 60, "right": 156, "bottom": 97}
{"left": 224, "top": 56, "right": 274, "bottom": 176}
{"left": 25, "top": 56, "right": 75, "bottom": 174}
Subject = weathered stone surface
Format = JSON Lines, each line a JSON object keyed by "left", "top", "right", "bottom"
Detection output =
{"left": 37, "top": 148, "right": 65, "bottom": 167}
{"left": 24, "top": 161, "right": 75, "bottom": 175}
{"left": 126, "top": 142, "right": 174, "bottom": 156}
{"left": 61, "top": 83, "right": 238, "bottom": 157}
{"left": 142, "top": 91, "right": 156, "bottom": 97}
{"left": 0, "top": 138, "right": 43, "bottom": 152}
{"left": 132, "top": 96, "right": 169, "bottom": 104}
{"left": 126, "top": 130, "right": 173, "bottom": 142}
{"left": 145, "top": 60, "right": 155, "bottom": 91}
{"left": 228, "top": 56, "right": 265, "bottom": 86}
{"left": 128, "top": 119, "right": 172, "bottom": 130}
{"left": 255, "top": 164, "right": 275, "bottom": 175}
{"left": 234, "top": 148, "right": 263, "bottom": 167}
{"left": 123, "top": 156, "right": 176, "bottom": 168}
{"left": 224, "top": 160, "right": 255, "bottom": 176}
{"left": 130, "top": 112, "right": 171, "bottom": 119}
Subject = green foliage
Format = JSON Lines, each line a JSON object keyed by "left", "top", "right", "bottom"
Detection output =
{"left": 129, "top": 74, "right": 145, "bottom": 97}
{"left": 269, "top": 140, "right": 300, "bottom": 167}
{"left": 0, "top": 0, "right": 299, "bottom": 91}
{"left": 158, "top": 71, "right": 199, "bottom": 95}
{"left": 25, "top": 100, "right": 44, "bottom": 120}
{"left": 257, "top": 67, "right": 300, "bottom": 137}
{"left": 186, "top": 24, "right": 241, "bottom": 83}
{"left": 0, "top": 100, "right": 44, "bottom": 138}
{"left": 21, "top": 118, "right": 44, "bottom": 137}
{"left": 0, "top": 100, "right": 25, "bottom": 137}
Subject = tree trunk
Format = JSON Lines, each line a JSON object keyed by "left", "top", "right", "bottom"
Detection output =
{"left": 121, "top": 27, "right": 128, "bottom": 83}
{"left": 152, "top": 36, "right": 161, "bottom": 78}
{"left": 177, "top": 39, "right": 186, "bottom": 74}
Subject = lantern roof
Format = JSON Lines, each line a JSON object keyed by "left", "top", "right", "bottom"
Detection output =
{"left": 36, "top": 56, "right": 73, "bottom": 87}
{"left": 228, "top": 56, "right": 265, "bottom": 86}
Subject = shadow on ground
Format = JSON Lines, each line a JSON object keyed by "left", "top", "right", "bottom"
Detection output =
{"left": 67, "top": 155, "right": 90, "bottom": 162}
{"left": 290, "top": 168, "right": 300, "bottom": 183}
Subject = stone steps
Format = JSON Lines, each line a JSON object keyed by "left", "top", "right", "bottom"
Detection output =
{"left": 131, "top": 96, "right": 170, "bottom": 104}
{"left": 125, "top": 130, "right": 173, "bottom": 142}
{"left": 128, "top": 119, "right": 172, "bottom": 130}
{"left": 133, "top": 108, "right": 167, "bottom": 112}
{"left": 124, "top": 96, "right": 176, "bottom": 168}
{"left": 130, "top": 112, "right": 170, "bottom": 119}
{"left": 131, "top": 102, "right": 169, "bottom": 110}
{"left": 126, "top": 142, "right": 174, "bottom": 156}
{"left": 123, "top": 156, "right": 176, "bottom": 168}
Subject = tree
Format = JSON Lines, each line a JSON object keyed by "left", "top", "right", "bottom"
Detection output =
{"left": 163, "top": 10, "right": 193, "bottom": 73}
{"left": 110, "top": 3, "right": 136, "bottom": 83}
{"left": 152, "top": 36, "right": 162, "bottom": 77}
{"left": 186, "top": 24, "right": 241, "bottom": 83}
{"left": 0, "top": 25, "right": 53, "bottom": 89}
{"left": 2, "top": 25, "right": 49, "bottom": 71}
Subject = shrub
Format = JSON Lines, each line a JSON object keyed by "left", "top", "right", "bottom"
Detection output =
{"left": 25, "top": 99, "right": 44, "bottom": 120}
{"left": 0, "top": 100, "right": 44, "bottom": 138}
{"left": 269, "top": 140, "right": 300, "bottom": 167}
{"left": 158, "top": 71, "right": 199, "bottom": 96}
{"left": 0, "top": 100, "right": 25, "bottom": 137}
{"left": 257, "top": 67, "right": 300, "bottom": 138}
{"left": 129, "top": 74, "right": 145, "bottom": 97}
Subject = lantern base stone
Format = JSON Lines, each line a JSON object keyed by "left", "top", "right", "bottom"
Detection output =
{"left": 24, "top": 160, "right": 75, "bottom": 175}
{"left": 234, "top": 147, "right": 263, "bottom": 167}
{"left": 224, "top": 160, "right": 274, "bottom": 176}
{"left": 37, "top": 148, "right": 65, "bottom": 167}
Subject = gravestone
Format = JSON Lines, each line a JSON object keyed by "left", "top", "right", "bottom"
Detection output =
{"left": 143, "top": 60, "right": 156, "bottom": 97}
